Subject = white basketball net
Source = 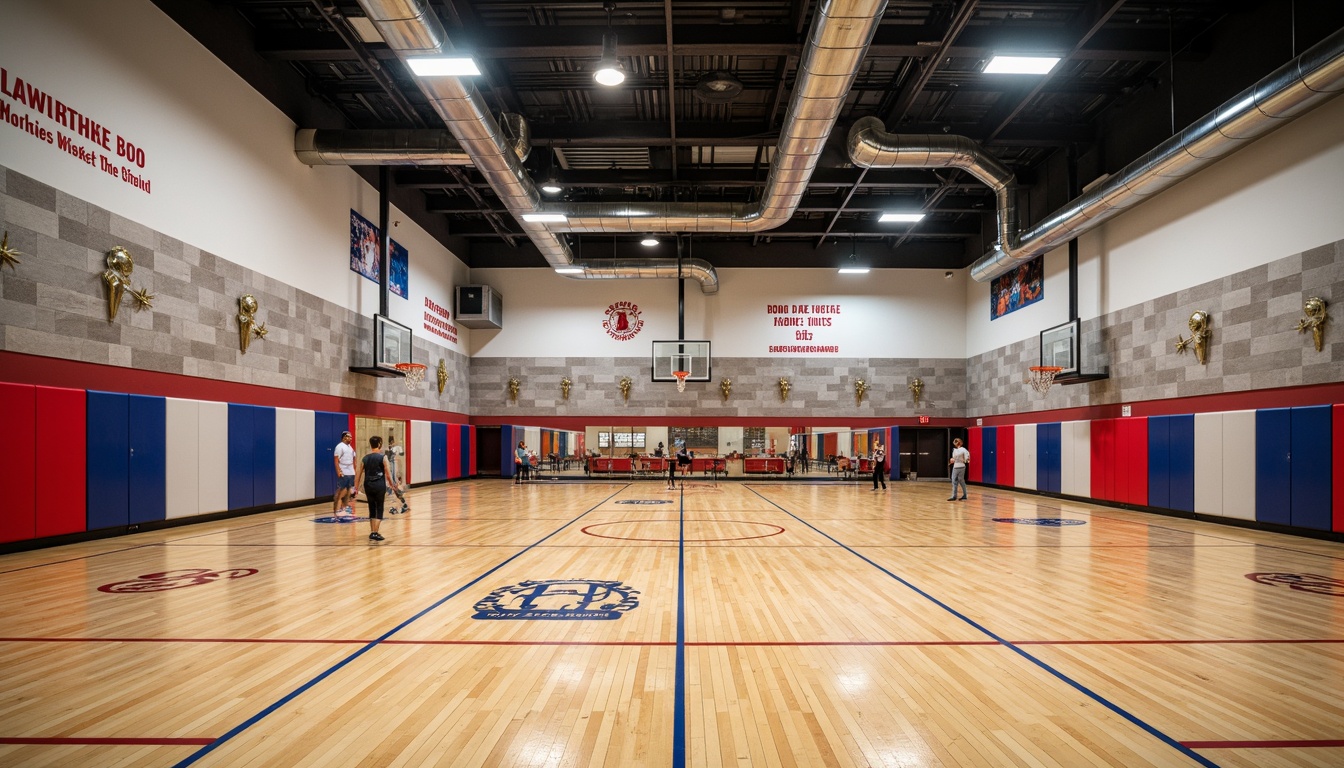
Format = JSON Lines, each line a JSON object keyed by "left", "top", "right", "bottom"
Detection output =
{"left": 673, "top": 371, "right": 690, "bottom": 393}
{"left": 397, "top": 363, "right": 427, "bottom": 392}
{"left": 1026, "top": 366, "right": 1061, "bottom": 394}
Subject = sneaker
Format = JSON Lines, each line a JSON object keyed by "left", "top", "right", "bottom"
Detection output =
{"left": 959, "top": 496, "right": 968, "bottom": 500}
{"left": 369, "top": 532, "right": 385, "bottom": 541}
{"left": 947, "top": 497, "right": 956, "bottom": 501}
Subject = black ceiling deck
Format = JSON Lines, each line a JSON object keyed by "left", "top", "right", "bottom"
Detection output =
{"left": 157, "top": 0, "right": 1343, "bottom": 270}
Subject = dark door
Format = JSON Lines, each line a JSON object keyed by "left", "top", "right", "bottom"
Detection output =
{"left": 898, "top": 429, "right": 917, "bottom": 477}
{"left": 914, "top": 430, "right": 949, "bottom": 479}
{"left": 476, "top": 426, "right": 502, "bottom": 476}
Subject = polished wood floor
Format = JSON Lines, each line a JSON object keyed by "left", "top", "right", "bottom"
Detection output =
{"left": 1, "top": 479, "right": 1342, "bottom": 767}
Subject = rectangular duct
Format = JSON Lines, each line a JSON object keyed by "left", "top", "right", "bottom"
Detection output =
{"left": 456, "top": 284, "right": 503, "bottom": 329}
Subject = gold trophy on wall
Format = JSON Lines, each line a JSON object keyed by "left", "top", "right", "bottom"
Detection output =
{"left": 1175, "top": 310, "right": 1212, "bottom": 364}
{"left": 908, "top": 378, "right": 924, "bottom": 406}
{"left": 1296, "top": 297, "right": 1329, "bottom": 352}
{"left": 778, "top": 377, "right": 791, "bottom": 402}
{"left": 854, "top": 378, "right": 869, "bottom": 406}
{"left": 437, "top": 359, "right": 449, "bottom": 394}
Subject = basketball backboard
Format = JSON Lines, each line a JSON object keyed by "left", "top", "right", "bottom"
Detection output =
{"left": 1039, "top": 319, "right": 1079, "bottom": 376}
{"left": 652, "top": 340, "right": 711, "bottom": 382}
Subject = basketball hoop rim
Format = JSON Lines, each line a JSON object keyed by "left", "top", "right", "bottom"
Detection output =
{"left": 1028, "top": 366, "right": 1063, "bottom": 373}
{"left": 394, "top": 362, "right": 427, "bottom": 373}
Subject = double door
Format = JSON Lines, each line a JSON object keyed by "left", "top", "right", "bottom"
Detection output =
{"left": 898, "top": 428, "right": 953, "bottom": 479}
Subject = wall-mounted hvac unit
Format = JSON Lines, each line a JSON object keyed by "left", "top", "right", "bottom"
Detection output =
{"left": 456, "top": 284, "right": 503, "bottom": 329}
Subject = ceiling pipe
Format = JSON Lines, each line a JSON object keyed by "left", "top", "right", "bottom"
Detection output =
{"left": 295, "top": 114, "right": 530, "bottom": 166}
{"left": 963, "top": 26, "right": 1344, "bottom": 282}
{"left": 354, "top": 0, "right": 886, "bottom": 292}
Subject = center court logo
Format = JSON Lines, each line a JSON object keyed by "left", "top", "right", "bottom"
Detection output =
{"left": 602, "top": 301, "right": 643, "bottom": 340}
{"left": 615, "top": 499, "right": 672, "bottom": 505}
{"left": 473, "top": 579, "right": 640, "bottom": 620}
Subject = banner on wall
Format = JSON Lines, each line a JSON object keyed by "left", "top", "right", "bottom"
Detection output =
{"left": 349, "top": 210, "right": 408, "bottom": 298}
{"left": 990, "top": 256, "right": 1043, "bottom": 320}
{"left": 765, "top": 302, "right": 843, "bottom": 354}
{"left": 603, "top": 301, "right": 643, "bottom": 340}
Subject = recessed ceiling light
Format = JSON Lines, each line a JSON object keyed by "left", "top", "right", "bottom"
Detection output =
{"left": 983, "top": 55, "right": 1060, "bottom": 75}
{"left": 540, "top": 181, "right": 563, "bottom": 195}
{"left": 554, "top": 267, "right": 584, "bottom": 274}
{"left": 640, "top": 237, "right": 659, "bottom": 247}
{"left": 522, "top": 213, "right": 568, "bottom": 223}
{"left": 837, "top": 267, "right": 870, "bottom": 274}
{"left": 406, "top": 56, "right": 481, "bottom": 77}
{"left": 879, "top": 212, "right": 926, "bottom": 223}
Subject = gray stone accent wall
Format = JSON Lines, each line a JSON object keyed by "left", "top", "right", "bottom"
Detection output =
{"left": 967, "top": 239, "right": 1344, "bottom": 415}
{"left": 0, "top": 167, "right": 468, "bottom": 413}
{"left": 471, "top": 356, "right": 966, "bottom": 419}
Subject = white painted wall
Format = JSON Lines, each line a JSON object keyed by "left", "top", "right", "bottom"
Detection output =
{"left": 0, "top": 0, "right": 467, "bottom": 352}
{"left": 469, "top": 267, "right": 966, "bottom": 358}
{"left": 966, "top": 92, "right": 1344, "bottom": 358}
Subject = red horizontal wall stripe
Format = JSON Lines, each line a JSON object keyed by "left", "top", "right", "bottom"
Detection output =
{"left": 977, "top": 381, "right": 1344, "bottom": 426}
{"left": 0, "top": 351, "right": 467, "bottom": 424}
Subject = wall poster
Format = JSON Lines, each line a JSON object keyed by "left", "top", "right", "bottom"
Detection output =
{"left": 990, "top": 256, "right": 1043, "bottom": 319}
{"left": 349, "top": 210, "right": 408, "bottom": 298}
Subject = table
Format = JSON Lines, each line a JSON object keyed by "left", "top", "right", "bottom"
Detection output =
{"left": 743, "top": 457, "right": 786, "bottom": 475}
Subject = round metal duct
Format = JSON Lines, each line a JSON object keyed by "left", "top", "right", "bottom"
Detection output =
{"left": 694, "top": 71, "right": 743, "bottom": 103}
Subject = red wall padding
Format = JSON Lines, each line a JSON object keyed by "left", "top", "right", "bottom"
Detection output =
{"left": 1091, "top": 419, "right": 1116, "bottom": 501}
{"left": 1116, "top": 417, "right": 1149, "bottom": 505}
{"left": 1334, "top": 404, "right": 1343, "bottom": 532}
{"left": 0, "top": 383, "right": 37, "bottom": 543}
{"left": 996, "top": 425, "right": 1015, "bottom": 487}
{"left": 967, "top": 427, "right": 982, "bottom": 483}
{"left": 36, "top": 386, "right": 87, "bottom": 538}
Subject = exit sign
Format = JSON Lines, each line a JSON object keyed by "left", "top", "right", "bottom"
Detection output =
{"left": 918, "top": 415, "right": 931, "bottom": 424}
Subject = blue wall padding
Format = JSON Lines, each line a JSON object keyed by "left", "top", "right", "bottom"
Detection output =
{"left": 1290, "top": 405, "right": 1332, "bottom": 530}
{"left": 1148, "top": 415, "right": 1172, "bottom": 508}
{"left": 1168, "top": 414, "right": 1195, "bottom": 513}
{"left": 981, "top": 426, "right": 998, "bottom": 484}
{"left": 500, "top": 425, "right": 516, "bottom": 479}
{"left": 313, "top": 411, "right": 345, "bottom": 497}
{"left": 1037, "top": 423, "right": 1061, "bottom": 493}
{"left": 460, "top": 425, "right": 472, "bottom": 477}
{"left": 127, "top": 394, "right": 167, "bottom": 524}
{"left": 431, "top": 422, "right": 448, "bottom": 481}
{"left": 228, "top": 404, "right": 256, "bottom": 509}
{"left": 251, "top": 405, "right": 276, "bottom": 507}
{"left": 86, "top": 391, "right": 130, "bottom": 530}
{"left": 1256, "top": 408, "right": 1292, "bottom": 525}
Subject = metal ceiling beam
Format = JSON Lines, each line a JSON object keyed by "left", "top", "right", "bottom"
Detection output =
{"left": 468, "top": 238, "right": 970, "bottom": 269}
{"left": 882, "top": 0, "right": 980, "bottom": 126}
{"left": 425, "top": 190, "right": 991, "bottom": 215}
{"left": 443, "top": 217, "right": 979, "bottom": 238}
{"left": 399, "top": 167, "right": 993, "bottom": 190}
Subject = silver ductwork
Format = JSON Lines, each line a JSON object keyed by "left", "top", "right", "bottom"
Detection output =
{"left": 847, "top": 120, "right": 1018, "bottom": 253}
{"left": 295, "top": 114, "right": 530, "bottom": 166}
{"left": 355, "top": 0, "right": 888, "bottom": 292}
{"left": 964, "top": 26, "right": 1344, "bottom": 282}
{"left": 560, "top": 258, "right": 720, "bottom": 290}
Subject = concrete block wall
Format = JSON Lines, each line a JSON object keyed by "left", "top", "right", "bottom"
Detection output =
{"left": 470, "top": 356, "right": 967, "bottom": 418}
{"left": 967, "top": 239, "right": 1343, "bottom": 415}
{"left": 0, "top": 167, "right": 468, "bottom": 410}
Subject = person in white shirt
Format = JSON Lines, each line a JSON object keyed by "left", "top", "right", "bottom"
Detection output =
{"left": 333, "top": 431, "right": 357, "bottom": 517}
{"left": 385, "top": 435, "right": 409, "bottom": 513}
{"left": 948, "top": 437, "right": 970, "bottom": 501}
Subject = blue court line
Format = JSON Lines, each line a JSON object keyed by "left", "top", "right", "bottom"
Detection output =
{"left": 746, "top": 487, "right": 1221, "bottom": 768}
{"left": 672, "top": 484, "right": 687, "bottom": 768}
{"left": 173, "top": 485, "right": 630, "bottom": 767}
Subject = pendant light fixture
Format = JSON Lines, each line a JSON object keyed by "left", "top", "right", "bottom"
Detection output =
{"left": 594, "top": 2, "right": 625, "bottom": 87}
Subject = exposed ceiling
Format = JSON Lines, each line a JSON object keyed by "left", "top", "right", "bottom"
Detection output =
{"left": 156, "top": 0, "right": 1343, "bottom": 269}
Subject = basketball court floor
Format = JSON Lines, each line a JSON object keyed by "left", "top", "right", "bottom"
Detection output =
{"left": 1, "top": 479, "right": 1341, "bottom": 767}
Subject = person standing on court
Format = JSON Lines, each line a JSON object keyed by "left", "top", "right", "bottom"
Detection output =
{"left": 514, "top": 440, "right": 529, "bottom": 484}
{"left": 871, "top": 439, "right": 887, "bottom": 490}
{"left": 385, "top": 435, "right": 410, "bottom": 513}
{"left": 333, "top": 430, "right": 356, "bottom": 518}
{"left": 354, "top": 435, "right": 396, "bottom": 541}
{"left": 948, "top": 437, "right": 970, "bottom": 500}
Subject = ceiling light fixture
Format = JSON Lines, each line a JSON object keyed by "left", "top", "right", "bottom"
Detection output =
{"left": 522, "top": 213, "right": 568, "bottom": 223}
{"left": 554, "top": 267, "right": 584, "bottom": 274}
{"left": 594, "top": 3, "right": 625, "bottom": 87}
{"left": 407, "top": 56, "right": 481, "bottom": 77}
{"left": 879, "top": 212, "right": 926, "bottom": 223}
{"left": 640, "top": 236, "right": 659, "bottom": 247}
{"left": 540, "top": 180, "right": 563, "bottom": 195}
{"left": 983, "top": 55, "right": 1061, "bottom": 75}
{"left": 838, "top": 267, "right": 871, "bottom": 274}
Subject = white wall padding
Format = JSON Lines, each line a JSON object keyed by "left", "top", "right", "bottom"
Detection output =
{"left": 274, "top": 408, "right": 299, "bottom": 504}
{"left": 411, "top": 420, "right": 432, "bottom": 484}
{"left": 1061, "top": 420, "right": 1091, "bottom": 497}
{"left": 1193, "top": 412, "right": 1224, "bottom": 517}
{"left": 197, "top": 401, "right": 230, "bottom": 515}
{"left": 1221, "top": 410, "right": 1257, "bottom": 521}
{"left": 165, "top": 398, "right": 200, "bottom": 519}
{"left": 293, "top": 409, "right": 316, "bottom": 501}
{"left": 1014, "top": 423, "right": 1038, "bottom": 491}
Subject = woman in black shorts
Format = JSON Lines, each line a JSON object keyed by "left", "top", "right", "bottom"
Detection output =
{"left": 354, "top": 435, "right": 397, "bottom": 542}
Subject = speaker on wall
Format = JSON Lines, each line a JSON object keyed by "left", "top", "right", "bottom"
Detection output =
{"left": 456, "top": 285, "right": 503, "bottom": 329}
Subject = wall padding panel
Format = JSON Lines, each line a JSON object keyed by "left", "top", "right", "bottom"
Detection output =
{"left": 127, "top": 395, "right": 167, "bottom": 525}
{"left": 1091, "top": 419, "right": 1116, "bottom": 502}
{"left": 0, "top": 383, "right": 36, "bottom": 543}
{"left": 1193, "top": 413, "right": 1224, "bottom": 518}
{"left": 1060, "top": 421, "right": 1090, "bottom": 497}
{"left": 1037, "top": 423, "right": 1061, "bottom": 494}
{"left": 87, "top": 391, "right": 129, "bottom": 531}
{"left": 1290, "top": 405, "right": 1332, "bottom": 531}
{"left": 1014, "top": 424, "right": 1037, "bottom": 491}
{"left": 1168, "top": 415, "right": 1195, "bottom": 513}
{"left": 981, "top": 427, "right": 997, "bottom": 484}
{"left": 251, "top": 406, "right": 277, "bottom": 508}
{"left": 1334, "top": 405, "right": 1344, "bottom": 532}
{"left": 432, "top": 422, "right": 449, "bottom": 482}
{"left": 198, "top": 401, "right": 229, "bottom": 515}
{"left": 446, "top": 424, "right": 461, "bottom": 480}
{"left": 293, "top": 409, "right": 316, "bottom": 503}
{"left": 1222, "top": 410, "right": 1257, "bottom": 522}
{"left": 1148, "top": 415, "right": 1172, "bottom": 509}
{"left": 410, "top": 420, "right": 431, "bottom": 484}
{"left": 36, "top": 386, "right": 85, "bottom": 538}
{"left": 165, "top": 398, "right": 201, "bottom": 520}
{"left": 1256, "top": 408, "right": 1293, "bottom": 526}
{"left": 273, "top": 408, "right": 297, "bottom": 504}
{"left": 1115, "top": 417, "right": 1148, "bottom": 506}
{"left": 996, "top": 426, "right": 1015, "bottom": 487}
{"left": 468, "top": 425, "right": 477, "bottom": 476}
{"left": 967, "top": 427, "right": 982, "bottom": 483}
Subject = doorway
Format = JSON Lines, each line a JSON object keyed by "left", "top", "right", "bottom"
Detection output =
{"left": 898, "top": 428, "right": 950, "bottom": 480}
{"left": 476, "top": 426, "right": 502, "bottom": 476}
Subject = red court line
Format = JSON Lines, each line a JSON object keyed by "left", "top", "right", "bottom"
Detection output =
{"left": 1183, "top": 740, "right": 1344, "bottom": 749}
{"left": 0, "top": 737, "right": 215, "bottom": 745}
{"left": 4, "top": 636, "right": 1342, "bottom": 646}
